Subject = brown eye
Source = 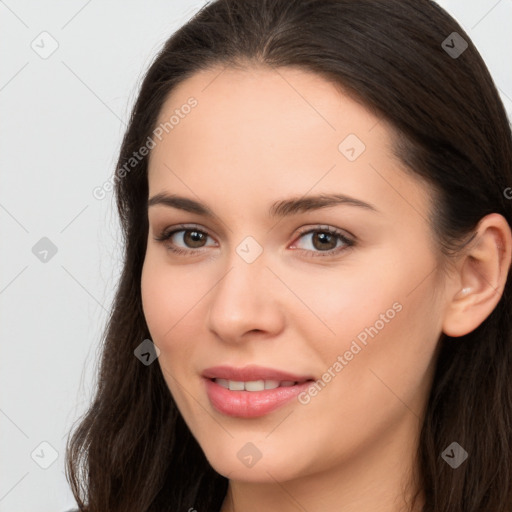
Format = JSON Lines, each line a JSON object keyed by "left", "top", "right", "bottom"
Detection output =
{"left": 182, "top": 230, "right": 208, "bottom": 248}
{"left": 154, "top": 225, "right": 217, "bottom": 255}
{"left": 290, "top": 226, "right": 355, "bottom": 258}
{"left": 311, "top": 231, "right": 338, "bottom": 251}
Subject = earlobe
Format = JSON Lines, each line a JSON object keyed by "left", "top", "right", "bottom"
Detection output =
{"left": 442, "top": 213, "right": 512, "bottom": 338}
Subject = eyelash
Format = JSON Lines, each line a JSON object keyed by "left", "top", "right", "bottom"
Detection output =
{"left": 153, "top": 223, "right": 355, "bottom": 258}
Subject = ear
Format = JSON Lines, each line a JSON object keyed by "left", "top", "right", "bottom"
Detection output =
{"left": 442, "top": 213, "right": 512, "bottom": 337}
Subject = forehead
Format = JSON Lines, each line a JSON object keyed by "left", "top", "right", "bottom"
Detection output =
{"left": 147, "top": 65, "right": 432, "bottom": 224}
{"left": 152, "top": 64, "right": 381, "bottom": 154}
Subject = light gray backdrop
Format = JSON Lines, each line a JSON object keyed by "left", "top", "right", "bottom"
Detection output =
{"left": 1, "top": 1, "right": 511, "bottom": 510}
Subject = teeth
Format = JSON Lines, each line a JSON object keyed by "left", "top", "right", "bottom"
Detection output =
{"left": 215, "top": 379, "right": 230, "bottom": 389}
{"left": 228, "top": 380, "right": 245, "bottom": 391}
{"left": 214, "top": 379, "right": 298, "bottom": 391}
{"left": 245, "top": 380, "right": 265, "bottom": 391}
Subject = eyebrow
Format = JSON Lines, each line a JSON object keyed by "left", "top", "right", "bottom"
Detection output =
{"left": 147, "top": 192, "right": 378, "bottom": 218}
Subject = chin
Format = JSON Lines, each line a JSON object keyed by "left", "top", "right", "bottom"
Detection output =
{"left": 202, "top": 440, "right": 310, "bottom": 483}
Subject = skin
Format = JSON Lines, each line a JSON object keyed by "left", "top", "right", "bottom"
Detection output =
{"left": 140, "top": 64, "right": 512, "bottom": 512}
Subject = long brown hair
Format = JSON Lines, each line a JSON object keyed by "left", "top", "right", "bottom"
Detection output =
{"left": 65, "top": 1, "right": 512, "bottom": 510}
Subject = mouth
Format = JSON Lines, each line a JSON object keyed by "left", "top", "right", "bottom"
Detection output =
{"left": 201, "top": 365, "right": 316, "bottom": 418}
{"left": 210, "top": 378, "right": 312, "bottom": 391}
{"left": 201, "top": 364, "right": 315, "bottom": 383}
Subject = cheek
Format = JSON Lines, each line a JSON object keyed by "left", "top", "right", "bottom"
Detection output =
{"left": 140, "top": 256, "right": 206, "bottom": 418}
{"left": 324, "top": 271, "right": 441, "bottom": 428}
{"left": 307, "top": 247, "right": 441, "bottom": 347}
{"left": 141, "top": 254, "right": 202, "bottom": 339}
{"left": 287, "top": 246, "right": 442, "bottom": 404}
{"left": 275, "top": 255, "right": 406, "bottom": 362}
{"left": 140, "top": 251, "right": 217, "bottom": 404}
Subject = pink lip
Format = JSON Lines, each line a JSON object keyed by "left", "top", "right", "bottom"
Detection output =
{"left": 201, "top": 365, "right": 315, "bottom": 418}
{"left": 204, "top": 378, "right": 313, "bottom": 418}
{"left": 201, "top": 364, "right": 314, "bottom": 382}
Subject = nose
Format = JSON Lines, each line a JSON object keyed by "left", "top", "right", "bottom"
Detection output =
{"left": 206, "top": 251, "right": 285, "bottom": 344}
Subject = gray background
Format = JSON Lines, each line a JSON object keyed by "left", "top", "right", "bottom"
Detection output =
{"left": 1, "top": 1, "right": 511, "bottom": 510}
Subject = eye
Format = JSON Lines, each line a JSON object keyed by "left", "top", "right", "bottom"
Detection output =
{"left": 153, "top": 223, "right": 355, "bottom": 258}
{"left": 289, "top": 225, "right": 355, "bottom": 257}
{"left": 153, "top": 224, "right": 216, "bottom": 255}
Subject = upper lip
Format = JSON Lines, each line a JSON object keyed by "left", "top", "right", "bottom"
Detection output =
{"left": 202, "top": 365, "right": 315, "bottom": 382}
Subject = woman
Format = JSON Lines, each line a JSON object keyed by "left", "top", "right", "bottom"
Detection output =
{"left": 65, "top": 0, "right": 512, "bottom": 511}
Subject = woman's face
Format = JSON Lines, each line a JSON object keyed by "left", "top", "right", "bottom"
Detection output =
{"left": 141, "top": 65, "right": 448, "bottom": 483}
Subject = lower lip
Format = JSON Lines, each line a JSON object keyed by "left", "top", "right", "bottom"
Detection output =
{"left": 204, "top": 378, "right": 313, "bottom": 418}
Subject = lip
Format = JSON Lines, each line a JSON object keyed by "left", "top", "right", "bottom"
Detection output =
{"left": 204, "top": 378, "right": 313, "bottom": 418}
{"left": 201, "top": 364, "right": 314, "bottom": 382}
{"left": 201, "top": 365, "right": 315, "bottom": 418}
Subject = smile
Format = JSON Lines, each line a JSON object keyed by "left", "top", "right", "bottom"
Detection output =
{"left": 213, "top": 378, "right": 307, "bottom": 391}
{"left": 204, "top": 377, "right": 314, "bottom": 418}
